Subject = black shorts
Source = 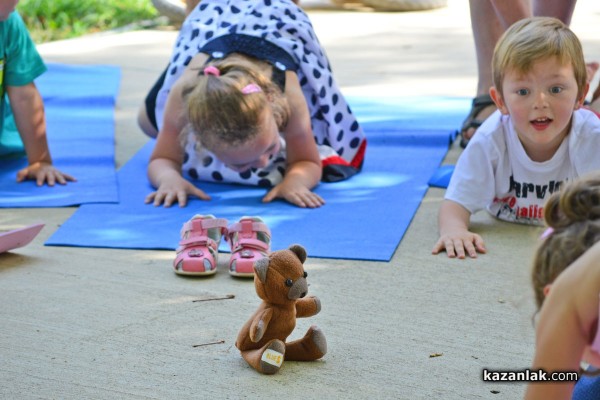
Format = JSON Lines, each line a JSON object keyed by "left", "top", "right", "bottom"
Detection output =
{"left": 144, "top": 67, "right": 168, "bottom": 131}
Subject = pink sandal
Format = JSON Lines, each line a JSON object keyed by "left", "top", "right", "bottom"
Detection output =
{"left": 173, "top": 215, "right": 228, "bottom": 276}
{"left": 226, "top": 216, "right": 271, "bottom": 278}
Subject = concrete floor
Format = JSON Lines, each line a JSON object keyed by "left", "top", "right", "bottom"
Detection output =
{"left": 2, "top": 1, "right": 600, "bottom": 398}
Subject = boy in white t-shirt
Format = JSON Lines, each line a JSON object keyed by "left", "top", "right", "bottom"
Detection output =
{"left": 432, "top": 17, "right": 600, "bottom": 259}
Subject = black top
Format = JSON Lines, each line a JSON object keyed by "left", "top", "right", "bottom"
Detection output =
{"left": 200, "top": 33, "right": 298, "bottom": 91}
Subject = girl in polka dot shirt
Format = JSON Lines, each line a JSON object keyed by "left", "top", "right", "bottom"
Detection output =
{"left": 139, "top": 0, "right": 366, "bottom": 208}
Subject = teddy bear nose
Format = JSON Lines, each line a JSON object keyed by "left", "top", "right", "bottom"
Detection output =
{"left": 287, "top": 278, "right": 309, "bottom": 300}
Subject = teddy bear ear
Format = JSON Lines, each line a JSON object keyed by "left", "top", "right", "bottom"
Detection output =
{"left": 288, "top": 244, "right": 307, "bottom": 264}
{"left": 253, "top": 257, "right": 269, "bottom": 283}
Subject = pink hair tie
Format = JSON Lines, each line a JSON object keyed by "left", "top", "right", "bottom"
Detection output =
{"left": 203, "top": 66, "right": 220, "bottom": 76}
{"left": 540, "top": 227, "right": 554, "bottom": 239}
{"left": 241, "top": 83, "right": 262, "bottom": 94}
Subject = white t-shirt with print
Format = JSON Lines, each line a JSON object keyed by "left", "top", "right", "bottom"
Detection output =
{"left": 445, "top": 108, "right": 600, "bottom": 225}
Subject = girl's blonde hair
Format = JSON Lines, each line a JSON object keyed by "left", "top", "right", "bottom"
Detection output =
{"left": 532, "top": 173, "right": 600, "bottom": 309}
{"left": 492, "top": 17, "right": 587, "bottom": 100}
{"left": 182, "top": 58, "right": 290, "bottom": 151}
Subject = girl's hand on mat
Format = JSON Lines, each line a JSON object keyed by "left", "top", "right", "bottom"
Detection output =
{"left": 431, "top": 230, "right": 486, "bottom": 259}
{"left": 146, "top": 180, "right": 210, "bottom": 207}
{"left": 16, "top": 162, "right": 76, "bottom": 186}
{"left": 263, "top": 181, "right": 325, "bottom": 208}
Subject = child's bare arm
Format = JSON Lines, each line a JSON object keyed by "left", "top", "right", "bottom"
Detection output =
{"left": 432, "top": 199, "right": 486, "bottom": 259}
{"left": 526, "top": 241, "right": 600, "bottom": 400}
{"left": 8, "top": 83, "right": 75, "bottom": 186}
{"left": 262, "top": 160, "right": 323, "bottom": 208}
{"left": 146, "top": 79, "right": 209, "bottom": 207}
{"left": 147, "top": 157, "right": 210, "bottom": 207}
{"left": 263, "top": 73, "right": 324, "bottom": 208}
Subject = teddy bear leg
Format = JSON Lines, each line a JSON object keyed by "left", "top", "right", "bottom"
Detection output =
{"left": 284, "top": 325, "right": 327, "bottom": 361}
{"left": 241, "top": 339, "right": 286, "bottom": 375}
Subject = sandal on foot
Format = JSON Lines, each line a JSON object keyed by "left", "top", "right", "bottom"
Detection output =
{"left": 460, "top": 94, "right": 495, "bottom": 148}
{"left": 226, "top": 216, "right": 271, "bottom": 278}
{"left": 173, "top": 215, "right": 228, "bottom": 276}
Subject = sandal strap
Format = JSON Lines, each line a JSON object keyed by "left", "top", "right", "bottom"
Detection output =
{"left": 179, "top": 236, "right": 216, "bottom": 248}
{"left": 471, "top": 94, "right": 494, "bottom": 108}
{"left": 460, "top": 94, "right": 496, "bottom": 138}
{"left": 227, "top": 219, "right": 271, "bottom": 253}
{"left": 182, "top": 217, "right": 228, "bottom": 235}
{"left": 231, "top": 238, "right": 270, "bottom": 253}
{"left": 227, "top": 220, "right": 271, "bottom": 237}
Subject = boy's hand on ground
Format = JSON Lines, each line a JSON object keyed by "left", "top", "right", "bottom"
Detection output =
{"left": 431, "top": 230, "right": 486, "bottom": 259}
{"left": 16, "top": 162, "right": 76, "bottom": 186}
{"left": 145, "top": 180, "right": 210, "bottom": 207}
{"left": 263, "top": 181, "right": 324, "bottom": 208}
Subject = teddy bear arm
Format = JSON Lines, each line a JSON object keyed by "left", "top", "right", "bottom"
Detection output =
{"left": 249, "top": 308, "right": 274, "bottom": 342}
{"left": 295, "top": 296, "right": 321, "bottom": 318}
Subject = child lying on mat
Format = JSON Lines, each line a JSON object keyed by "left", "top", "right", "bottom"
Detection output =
{"left": 432, "top": 17, "right": 600, "bottom": 259}
{"left": 138, "top": 0, "right": 365, "bottom": 209}
{"left": 526, "top": 173, "right": 600, "bottom": 400}
{"left": 0, "top": 3, "right": 75, "bottom": 186}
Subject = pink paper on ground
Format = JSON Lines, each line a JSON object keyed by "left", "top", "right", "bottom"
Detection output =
{"left": 0, "top": 224, "right": 45, "bottom": 253}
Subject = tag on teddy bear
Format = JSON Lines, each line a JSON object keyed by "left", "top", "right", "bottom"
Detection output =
{"left": 261, "top": 349, "right": 284, "bottom": 368}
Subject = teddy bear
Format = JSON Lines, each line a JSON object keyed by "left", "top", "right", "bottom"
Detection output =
{"left": 235, "top": 244, "right": 327, "bottom": 374}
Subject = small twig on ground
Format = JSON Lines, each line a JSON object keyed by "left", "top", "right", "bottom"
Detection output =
{"left": 193, "top": 340, "right": 225, "bottom": 348}
{"left": 192, "top": 294, "right": 235, "bottom": 302}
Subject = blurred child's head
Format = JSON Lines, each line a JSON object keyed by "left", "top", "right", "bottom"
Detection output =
{"left": 492, "top": 17, "right": 587, "bottom": 100}
{"left": 532, "top": 173, "right": 600, "bottom": 309}
{"left": 182, "top": 59, "right": 289, "bottom": 172}
{"left": 0, "top": 0, "right": 19, "bottom": 21}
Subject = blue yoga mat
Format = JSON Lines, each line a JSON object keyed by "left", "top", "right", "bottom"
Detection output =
{"left": 428, "top": 164, "right": 455, "bottom": 188}
{"left": 46, "top": 96, "right": 469, "bottom": 261}
{"left": 0, "top": 63, "right": 120, "bottom": 207}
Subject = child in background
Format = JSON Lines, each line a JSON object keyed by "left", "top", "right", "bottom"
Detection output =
{"left": 459, "top": 0, "right": 578, "bottom": 147}
{"left": 0, "top": 3, "right": 74, "bottom": 186}
{"left": 432, "top": 17, "right": 600, "bottom": 259}
{"left": 139, "top": 0, "right": 366, "bottom": 209}
{"left": 526, "top": 173, "right": 600, "bottom": 399}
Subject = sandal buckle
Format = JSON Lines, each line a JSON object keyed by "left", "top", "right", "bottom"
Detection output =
{"left": 188, "top": 249, "right": 204, "bottom": 257}
{"left": 240, "top": 249, "right": 254, "bottom": 258}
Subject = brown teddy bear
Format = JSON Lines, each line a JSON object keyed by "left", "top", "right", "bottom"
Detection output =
{"left": 235, "top": 244, "right": 327, "bottom": 374}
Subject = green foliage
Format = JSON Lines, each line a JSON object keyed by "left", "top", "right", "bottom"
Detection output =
{"left": 18, "top": 0, "right": 159, "bottom": 43}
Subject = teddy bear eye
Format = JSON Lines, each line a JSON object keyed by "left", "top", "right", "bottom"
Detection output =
{"left": 303, "top": 271, "right": 307, "bottom": 278}
{"left": 285, "top": 279, "right": 293, "bottom": 287}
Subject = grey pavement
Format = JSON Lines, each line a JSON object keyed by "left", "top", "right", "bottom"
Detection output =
{"left": 2, "top": 1, "right": 600, "bottom": 399}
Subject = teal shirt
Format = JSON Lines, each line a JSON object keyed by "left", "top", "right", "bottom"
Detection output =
{"left": 0, "top": 11, "right": 47, "bottom": 157}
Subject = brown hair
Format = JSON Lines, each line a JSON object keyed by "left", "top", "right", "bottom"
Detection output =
{"left": 492, "top": 17, "right": 587, "bottom": 100}
{"left": 532, "top": 173, "right": 600, "bottom": 309}
{"left": 182, "top": 57, "right": 290, "bottom": 151}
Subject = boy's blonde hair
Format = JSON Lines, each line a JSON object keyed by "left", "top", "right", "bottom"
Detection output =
{"left": 492, "top": 17, "right": 587, "bottom": 99}
{"left": 531, "top": 173, "right": 600, "bottom": 309}
{"left": 182, "top": 58, "right": 290, "bottom": 151}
